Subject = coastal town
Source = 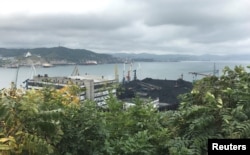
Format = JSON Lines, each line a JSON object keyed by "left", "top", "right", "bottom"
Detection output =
{"left": 0, "top": 47, "right": 123, "bottom": 68}
{"left": 0, "top": 48, "right": 193, "bottom": 111}
{"left": 0, "top": 51, "right": 101, "bottom": 68}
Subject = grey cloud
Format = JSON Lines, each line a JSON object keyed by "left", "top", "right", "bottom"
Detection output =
{"left": 143, "top": 0, "right": 249, "bottom": 26}
{"left": 190, "top": 22, "right": 250, "bottom": 44}
{"left": 0, "top": 13, "right": 133, "bottom": 31}
{"left": 0, "top": 0, "right": 250, "bottom": 55}
{"left": 140, "top": 0, "right": 250, "bottom": 45}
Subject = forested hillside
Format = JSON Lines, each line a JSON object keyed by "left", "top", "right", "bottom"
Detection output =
{"left": 0, "top": 47, "right": 121, "bottom": 64}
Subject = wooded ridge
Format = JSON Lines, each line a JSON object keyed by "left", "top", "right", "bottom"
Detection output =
{"left": 0, "top": 47, "right": 121, "bottom": 64}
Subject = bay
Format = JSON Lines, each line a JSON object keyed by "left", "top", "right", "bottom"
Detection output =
{"left": 1, "top": 61, "right": 250, "bottom": 89}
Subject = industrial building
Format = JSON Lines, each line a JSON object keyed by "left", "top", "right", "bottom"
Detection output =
{"left": 25, "top": 73, "right": 117, "bottom": 106}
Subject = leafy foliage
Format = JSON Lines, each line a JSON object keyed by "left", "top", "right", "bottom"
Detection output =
{"left": 0, "top": 87, "right": 63, "bottom": 155}
{"left": 164, "top": 65, "right": 250, "bottom": 154}
{"left": 57, "top": 94, "right": 169, "bottom": 155}
{"left": 1, "top": 65, "right": 250, "bottom": 155}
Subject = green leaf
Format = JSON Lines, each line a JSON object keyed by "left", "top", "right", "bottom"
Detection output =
{"left": 217, "top": 97, "right": 223, "bottom": 105}
{"left": 0, "top": 144, "right": 11, "bottom": 150}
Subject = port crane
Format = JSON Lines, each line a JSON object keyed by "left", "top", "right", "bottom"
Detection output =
{"left": 189, "top": 63, "right": 219, "bottom": 82}
{"left": 188, "top": 72, "right": 211, "bottom": 77}
{"left": 189, "top": 71, "right": 213, "bottom": 82}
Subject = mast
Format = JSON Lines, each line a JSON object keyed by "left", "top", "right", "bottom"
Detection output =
{"left": 71, "top": 65, "right": 80, "bottom": 76}
{"left": 122, "top": 63, "right": 126, "bottom": 84}
{"left": 213, "top": 63, "right": 219, "bottom": 76}
{"left": 114, "top": 64, "right": 119, "bottom": 83}
{"left": 133, "top": 70, "right": 137, "bottom": 81}
{"left": 14, "top": 65, "right": 20, "bottom": 88}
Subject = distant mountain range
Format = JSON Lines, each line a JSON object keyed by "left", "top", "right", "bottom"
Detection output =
{"left": 111, "top": 53, "right": 250, "bottom": 62}
{"left": 1, "top": 47, "right": 249, "bottom": 65}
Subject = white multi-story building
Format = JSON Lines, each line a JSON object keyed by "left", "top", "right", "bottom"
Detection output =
{"left": 25, "top": 74, "right": 117, "bottom": 106}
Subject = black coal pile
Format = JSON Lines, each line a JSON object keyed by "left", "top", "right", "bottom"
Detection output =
{"left": 117, "top": 78, "right": 193, "bottom": 110}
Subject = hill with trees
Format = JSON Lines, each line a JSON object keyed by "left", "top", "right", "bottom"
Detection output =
{"left": 0, "top": 47, "right": 121, "bottom": 64}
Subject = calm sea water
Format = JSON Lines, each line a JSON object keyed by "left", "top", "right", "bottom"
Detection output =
{"left": 1, "top": 61, "right": 250, "bottom": 89}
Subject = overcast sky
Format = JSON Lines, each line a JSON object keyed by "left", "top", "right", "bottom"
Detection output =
{"left": 0, "top": 0, "right": 249, "bottom": 55}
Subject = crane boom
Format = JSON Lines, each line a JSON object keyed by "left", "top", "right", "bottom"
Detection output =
{"left": 188, "top": 72, "right": 211, "bottom": 77}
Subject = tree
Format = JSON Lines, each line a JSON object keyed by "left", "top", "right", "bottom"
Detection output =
{"left": 0, "top": 87, "right": 65, "bottom": 155}
{"left": 57, "top": 93, "right": 170, "bottom": 155}
{"left": 165, "top": 65, "right": 250, "bottom": 155}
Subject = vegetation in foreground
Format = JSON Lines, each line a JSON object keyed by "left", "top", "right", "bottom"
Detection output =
{"left": 1, "top": 65, "right": 250, "bottom": 155}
